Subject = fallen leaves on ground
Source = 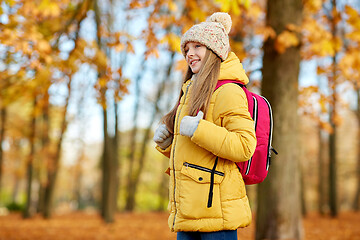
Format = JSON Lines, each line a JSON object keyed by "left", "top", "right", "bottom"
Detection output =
{"left": 0, "top": 211, "right": 359, "bottom": 240}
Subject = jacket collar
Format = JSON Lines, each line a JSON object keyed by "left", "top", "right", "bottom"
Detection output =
{"left": 219, "top": 52, "right": 249, "bottom": 85}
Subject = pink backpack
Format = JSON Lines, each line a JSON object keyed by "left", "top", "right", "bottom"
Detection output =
{"left": 215, "top": 80, "right": 278, "bottom": 185}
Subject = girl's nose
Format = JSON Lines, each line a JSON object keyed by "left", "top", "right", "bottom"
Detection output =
{"left": 187, "top": 48, "right": 194, "bottom": 57}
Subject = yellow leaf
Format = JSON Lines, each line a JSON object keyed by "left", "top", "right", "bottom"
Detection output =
{"left": 112, "top": 43, "right": 125, "bottom": 52}
{"left": 4, "top": 0, "right": 16, "bottom": 7}
{"left": 127, "top": 42, "right": 135, "bottom": 54}
{"left": 98, "top": 77, "right": 108, "bottom": 88}
{"left": 122, "top": 78, "right": 131, "bottom": 88}
{"left": 317, "top": 66, "right": 327, "bottom": 75}
{"left": 95, "top": 50, "right": 108, "bottom": 69}
{"left": 316, "top": 40, "right": 334, "bottom": 56}
{"left": 346, "top": 31, "right": 360, "bottom": 42}
{"left": 345, "top": 5, "right": 359, "bottom": 19}
{"left": 275, "top": 30, "right": 299, "bottom": 53}
{"left": 168, "top": 1, "right": 177, "bottom": 12}
{"left": 129, "top": 0, "right": 142, "bottom": 9}
{"left": 37, "top": 39, "right": 51, "bottom": 53}
{"left": 332, "top": 37, "right": 342, "bottom": 53}
{"left": 145, "top": 48, "right": 159, "bottom": 59}
{"left": 38, "top": 0, "right": 61, "bottom": 18}
{"left": 286, "top": 24, "right": 300, "bottom": 32}
{"left": 231, "top": 40, "right": 246, "bottom": 60}
{"left": 189, "top": 7, "right": 206, "bottom": 22}
{"left": 304, "top": 0, "right": 322, "bottom": 13}
{"left": 243, "top": 0, "right": 251, "bottom": 9}
{"left": 160, "top": 33, "right": 181, "bottom": 52}
{"left": 36, "top": 68, "right": 52, "bottom": 84}
{"left": 231, "top": 1, "right": 241, "bottom": 15}
{"left": 247, "top": 3, "right": 262, "bottom": 20}
{"left": 218, "top": 0, "right": 230, "bottom": 13}
{"left": 30, "top": 59, "right": 41, "bottom": 69}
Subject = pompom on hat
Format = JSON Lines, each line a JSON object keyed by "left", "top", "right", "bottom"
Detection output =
{"left": 180, "top": 12, "right": 232, "bottom": 61}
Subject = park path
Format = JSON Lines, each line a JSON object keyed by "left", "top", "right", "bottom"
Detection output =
{"left": 0, "top": 211, "right": 359, "bottom": 240}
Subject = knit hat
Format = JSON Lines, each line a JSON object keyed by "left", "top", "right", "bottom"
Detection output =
{"left": 180, "top": 12, "right": 232, "bottom": 61}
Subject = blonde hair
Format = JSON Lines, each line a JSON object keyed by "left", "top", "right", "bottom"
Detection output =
{"left": 161, "top": 49, "right": 221, "bottom": 133}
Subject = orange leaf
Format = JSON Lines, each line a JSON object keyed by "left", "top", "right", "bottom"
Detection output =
{"left": 275, "top": 30, "right": 299, "bottom": 53}
{"left": 175, "top": 59, "right": 187, "bottom": 72}
{"left": 320, "top": 121, "right": 333, "bottom": 134}
{"left": 257, "top": 26, "right": 276, "bottom": 41}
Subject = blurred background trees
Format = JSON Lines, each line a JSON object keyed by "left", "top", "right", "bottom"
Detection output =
{"left": 0, "top": 0, "right": 359, "bottom": 238}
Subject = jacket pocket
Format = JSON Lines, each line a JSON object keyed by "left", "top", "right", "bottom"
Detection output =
{"left": 178, "top": 162, "right": 224, "bottom": 219}
{"left": 182, "top": 162, "right": 224, "bottom": 183}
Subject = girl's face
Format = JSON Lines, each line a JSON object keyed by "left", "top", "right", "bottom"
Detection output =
{"left": 184, "top": 42, "right": 207, "bottom": 74}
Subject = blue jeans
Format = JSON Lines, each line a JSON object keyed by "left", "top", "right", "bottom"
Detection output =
{"left": 177, "top": 230, "right": 238, "bottom": 240}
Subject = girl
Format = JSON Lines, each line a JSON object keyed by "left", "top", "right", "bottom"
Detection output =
{"left": 153, "top": 12, "right": 257, "bottom": 240}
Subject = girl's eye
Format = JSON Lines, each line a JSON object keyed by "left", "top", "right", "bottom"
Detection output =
{"left": 195, "top": 45, "right": 201, "bottom": 48}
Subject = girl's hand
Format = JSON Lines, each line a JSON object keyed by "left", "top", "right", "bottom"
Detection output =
{"left": 153, "top": 124, "right": 173, "bottom": 149}
{"left": 180, "top": 111, "right": 204, "bottom": 137}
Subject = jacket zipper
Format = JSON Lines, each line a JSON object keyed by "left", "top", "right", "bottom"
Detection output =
{"left": 183, "top": 162, "right": 224, "bottom": 176}
{"left": 171, "top": 81, "right": 192, "bottom": 231}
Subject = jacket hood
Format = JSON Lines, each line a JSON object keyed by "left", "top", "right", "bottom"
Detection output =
{"left": 219, "top": 52, "right": 249, "bottom": 85}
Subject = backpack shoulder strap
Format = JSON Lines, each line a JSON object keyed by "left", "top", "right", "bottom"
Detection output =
{"left": 215, "top": 80, "right": 245, "bottom": 92}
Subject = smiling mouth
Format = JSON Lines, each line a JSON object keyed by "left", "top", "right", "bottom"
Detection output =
{"left": 190, "top": 60, "right": 200, "bottom": 66}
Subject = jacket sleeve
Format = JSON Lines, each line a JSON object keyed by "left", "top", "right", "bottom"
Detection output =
{"left": 191, "top": 84, "right": 256, "bottom": 162}
{"left": 155, "top": 144, "right": 172, "bottom": 158}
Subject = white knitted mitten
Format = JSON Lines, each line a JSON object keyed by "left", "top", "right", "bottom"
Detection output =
{"left": 153, "top": 124, "right": 173, "bottom": 149}
{"left": 180, "top": 111, "right": 204, "bottom": 137}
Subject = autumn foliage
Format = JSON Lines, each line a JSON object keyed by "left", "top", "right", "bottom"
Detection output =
{"left": 0, "top": 0, "right": 359, "bottom": 239}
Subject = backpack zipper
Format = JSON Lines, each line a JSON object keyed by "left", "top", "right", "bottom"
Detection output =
{"left": 245, "top": 96, "right": 258, "bottom": 175}
{"left": 262, "top": 96, "right": 274, "bottom": 170}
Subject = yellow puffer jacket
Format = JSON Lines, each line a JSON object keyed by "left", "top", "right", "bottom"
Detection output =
{"left": 157, "top": 52, "right": 257, "bottom": 232}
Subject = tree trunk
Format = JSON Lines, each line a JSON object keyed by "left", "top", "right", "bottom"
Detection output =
{"left": 74, "top": 151, "right": 84, "bottom": 209}
{"left": 23, "top": 98, "right": 37, "bottom": 218}
{"left": 300, "top": 166, "right": 307, "bottom": 216}
{"left": 93, "top": 0, "right": 119, "bottom": 222}
{"left": 11, "top": 175, "right": 20, "bottom": 203}
{"left": 328, "top": 0, "right": 339, "bottom": 217}
{"left": 125, "top": 58, "right": 146, "bottom": 211}
{"left": 0, "top": 104, "right": 6, "bottom": 195}
{"left": 99, "top": 103, "right": 119, "bottom": 223}
{"left": 37, "top": 91, "right": 50, "bottom": 213}
{"left": 318, "top": 128, "right": 327, "bottom": 214}
{"left": 39, "top": 0, "right": 86, "bottom": 218}
{"left": 129, "top": 52, "right": 175, "bottom": 211}
{"left": 101, "top": 107, "right": 110, "bottom": 222}
{"left": 100, "top": 106, "right": 120, "bottom": 223}
{"left": 73, "top": 139, "right": 85, "bottom": 210}
{"left": 353, "top": 87, "right": 360, "bottom": 211}
{"left": 42, "top": 80, "right": 71, "bottom": 218}
{"left": 11, "top": 140, "right": 21, "bottom": 203}
{"left": 328, "top": 98, "right": 338, "bottom": 217}
{"left": 113, "top": 101, "right": 120, "bottom": 210}
{"left": 256, "top": 0, "right": 303, "bottom": 239}
{"left": 317, "top": 73, "right": 327, "bottom": 215}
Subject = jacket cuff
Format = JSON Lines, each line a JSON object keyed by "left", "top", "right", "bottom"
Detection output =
{"left": 156, "top": 144, "right": 171, "bottom": 158}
